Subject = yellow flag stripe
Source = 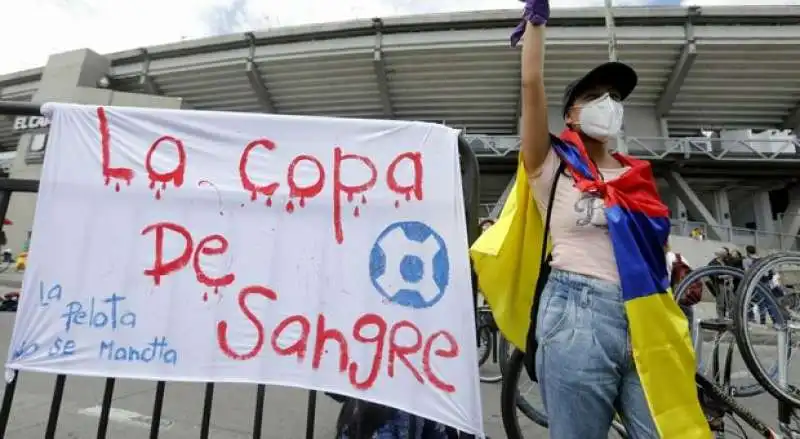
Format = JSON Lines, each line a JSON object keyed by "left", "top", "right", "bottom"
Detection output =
{"left": 626, "top": 292, "right": 711, "bottom": 439}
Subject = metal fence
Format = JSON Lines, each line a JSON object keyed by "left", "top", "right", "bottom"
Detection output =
{"left": 671, "top": 219, "right": 800, "bottom": 251}
{"left": 0, "top": 101, "right": 481, "bottom": 439}
{"left": 463, "top": 133, "right": 800, "bottom": 161}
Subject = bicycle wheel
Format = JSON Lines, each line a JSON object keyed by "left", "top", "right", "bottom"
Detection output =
{"left": 497, "top": 336, "right": 510, "bottom": 376}
{"left": 477, "top": 324, "right": 492, "bottom": 367}
{"left": 478, "top": 326, "right": 505, "bottom": 383}
{"left": 673, "top": 265, "right": 769, "bottom": 398}
{"left": 476, "top": 307, "right": 505, "bottom": 383}
{"left": 501, "top": 348, "right": 547, "bottom": 431}
{"left": 734, "top": 251, "right": 800, "bottom": 407}
{"left": 501, "top": 348, "right": 627, "bottom": 438}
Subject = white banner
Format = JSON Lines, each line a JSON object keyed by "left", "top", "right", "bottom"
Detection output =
{"left": 6, "top": 103, "right": 483, "bottom": 435}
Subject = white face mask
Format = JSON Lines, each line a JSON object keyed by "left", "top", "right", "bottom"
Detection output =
{"left": 576, "top": 93, "right": 624, "bottom": 142}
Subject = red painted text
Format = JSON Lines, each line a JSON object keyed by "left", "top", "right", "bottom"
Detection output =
{"left": 238, "top": 139, "right": 424, "bottom": 243}
{"left": 141, "top": 222, "right": 235, "bottom": 296}
{"left": 216, "top": 286, "right": 458, "bottom": 393}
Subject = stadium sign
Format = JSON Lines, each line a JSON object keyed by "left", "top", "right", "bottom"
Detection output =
{"left": 12, "top": 116, "right": 50, "bottom": 131}
{"left": 12, "top": 116, "right": 50, "bottom": 165}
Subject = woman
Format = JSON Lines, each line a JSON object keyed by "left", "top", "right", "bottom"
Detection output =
{"left": 508, "top": 1, "right": 709, "bottom": 438}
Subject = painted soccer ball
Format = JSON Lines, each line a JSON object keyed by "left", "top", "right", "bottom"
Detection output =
{"left": 369, "top": 221, "right": 450, "bottom": 309}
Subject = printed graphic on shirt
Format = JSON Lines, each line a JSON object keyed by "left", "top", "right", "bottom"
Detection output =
{"left": 574, "top": 192, "right": 607, "bottom": 228}
{"left": 565, "top": 170, "right": 608, "bottom": 229}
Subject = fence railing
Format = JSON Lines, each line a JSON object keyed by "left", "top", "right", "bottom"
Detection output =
{"left": 669, "top": 219, "right": 798, "bottom": 250}
{"left": 463, "top": 134, "right": 800, "bottom": 162}
{"left": 0, "top": 100, "right": 482, "bottom": 439}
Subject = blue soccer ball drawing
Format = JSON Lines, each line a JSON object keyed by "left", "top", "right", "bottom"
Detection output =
{"left": 369, "top": 221, "right": 450, "bottom": 309}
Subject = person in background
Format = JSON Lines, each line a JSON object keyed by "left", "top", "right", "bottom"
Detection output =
{"left": 740, "top": 244, "right": 774, "bottom": 323}
{"left": 691, "top": 227, "right": 705, "bottom": 240}
{"left": 729, "top": 250, "right": 744, "bottom": 270}
{"left": 480, "top": 218, "right": 496, "bottom": 233}
{"left": 666, "top": 244, "right": 700, "bottom": 339}
{"left": 476, "top": 218, "right": 498, "bottom": 309}
{"left": 726, "top": 249, "right": 744, "bottom": 299}
{"left": 704, "top": 248, "right": 733, "bottom": 316}
{"left": 708, "top": 248, "right": 729, "bottom": 267}
{"left": 747, "top": 253, "right": 785, "bottom": 325}
{"left": 743, "top": 245, "right": 759, "bottom": 271}
{"left": 336, "top": 401, "right": 460, "bottom": 439}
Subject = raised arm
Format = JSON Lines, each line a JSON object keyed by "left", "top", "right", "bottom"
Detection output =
{"left": 512, "top": 1, "right": 551, "bottom": 174}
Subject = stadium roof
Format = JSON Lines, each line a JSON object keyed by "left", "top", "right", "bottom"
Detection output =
{"left": 1, "top": 5, "right": 799, "bottom": 151}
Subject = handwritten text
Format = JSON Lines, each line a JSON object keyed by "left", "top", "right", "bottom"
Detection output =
{"left": 216, "top": 285, "right": 459, "bottom": 393}
{"left": 98, "top": 106, "right": 424, "bottom": 244}
{"left": 100, "top": 336, "right": 178, "bottom": 365}
{"left": 61, "top": 293, "right": 136, "bottom": 332}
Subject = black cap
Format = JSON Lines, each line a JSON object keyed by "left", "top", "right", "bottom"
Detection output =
{"left": 561, "top": 61, "right": 638, "bottom": 117}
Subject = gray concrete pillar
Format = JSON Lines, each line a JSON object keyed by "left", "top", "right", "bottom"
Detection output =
{"left": 5, "top": 48, "right": 186, "bottom": 254}
{"left": 712, "top": 190, "right": 731, "bottom": 227}
{"left": 672, "top": 196, "right": 688, "bottom": 236}
{"left": 780, "top": 187, "right": 800, "bottom": 250}
{"left": 659, "top": 118, "right": 669, "bottom": 138}
{"left": 753, "top": 191, "right": 776, "bottom": 233}
{"left": 664, "top": 171, "right": 722, "bottom": 241}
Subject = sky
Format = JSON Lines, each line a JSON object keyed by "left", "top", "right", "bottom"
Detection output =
{"left": 0, "top": 0, "right": 796, "bottom": 76}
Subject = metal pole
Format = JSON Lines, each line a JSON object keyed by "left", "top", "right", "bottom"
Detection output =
{"left": 603, "top": 0, "right": 628, "bottom": 153}
{"left": 0, "top": 101, "right": 41, "bottom": 116}
{"left": 604, "top": 0, "right": 618, "bottom": 62}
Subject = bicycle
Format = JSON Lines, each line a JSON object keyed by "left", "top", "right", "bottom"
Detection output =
{"left": 501, "top": 340, "right": 787, "bottom": 438}
{"left": 476, "top": 305, "right": 510, "bottom": 383}
{"left": 734, "top": 251, "right": 800, "bottom": 437}
{"left": 500, "top": 263, "right": 790, "bottom": 438}
{"left": 674, "top": 265, "right": 778, "bottom": 400}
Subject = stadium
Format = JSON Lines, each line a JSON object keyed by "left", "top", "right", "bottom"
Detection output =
{"left": 0, "top": 4, "right": 799, "bottom": 256}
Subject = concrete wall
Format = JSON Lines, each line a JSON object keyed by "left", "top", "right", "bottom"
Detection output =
{"left": 5, "top": 49, "right": 185, "bottom": 254}
{"left": 670, "top": 235, "right": 734, "bottom": 267}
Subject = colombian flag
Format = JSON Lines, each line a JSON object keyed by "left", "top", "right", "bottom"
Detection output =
{"left": 470, "top": 130, "right": 711, "bottom": 439}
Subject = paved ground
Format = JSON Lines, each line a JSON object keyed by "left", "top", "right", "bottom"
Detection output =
{"left": 0, "top": 270, "right": 23, "bottom": 289}
{"left": 0, "top": 275, "right": 794, "bottom": 438}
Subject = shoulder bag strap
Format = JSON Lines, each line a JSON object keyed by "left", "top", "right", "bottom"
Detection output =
{"left": 524, "top": 157, "right": 566, "bottom": 383}
{"left": 539, "top": 160, "right": 566, "bottom": 261}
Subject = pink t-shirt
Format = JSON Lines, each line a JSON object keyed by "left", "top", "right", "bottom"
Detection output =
{"left": 528, "top": 149, "right": 629, "bottom": 284}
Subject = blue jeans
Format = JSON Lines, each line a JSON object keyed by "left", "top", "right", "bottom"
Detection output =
{"left": 535, "top": 269, "right": 658, "bottom": 439}
{"left": 747, "top": 284, "right": 784, "bottom": 324}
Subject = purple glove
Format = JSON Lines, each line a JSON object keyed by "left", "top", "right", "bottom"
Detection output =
{"left": 510, "top": 0, "right": 550, "bottom": 47}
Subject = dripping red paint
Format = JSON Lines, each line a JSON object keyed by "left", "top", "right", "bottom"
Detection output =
{"left": 237, "top": 139, "right": 424, "bottom": 244}
{"left": 216, "top": 286, "right": 460, "bottom": 392}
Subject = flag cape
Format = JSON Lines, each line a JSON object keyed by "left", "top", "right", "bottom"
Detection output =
{"left": 470, "top": 131, "right": 711, "bottom": 439}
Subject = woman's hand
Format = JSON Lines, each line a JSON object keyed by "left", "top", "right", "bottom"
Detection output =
{"left": 511, "top": 0, "right": 551, "bottom": 46}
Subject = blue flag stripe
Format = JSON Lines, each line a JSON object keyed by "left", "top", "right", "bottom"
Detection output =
{"left": 607, "top": 206, "right": 671, "bottom": 301}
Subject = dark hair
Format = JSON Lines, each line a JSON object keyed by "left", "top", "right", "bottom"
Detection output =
{"left": 479, "top": 218, "right": 495, "bottom": 229}
{"left": 746, "top": 245, "right": 756, "bottom": 255}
